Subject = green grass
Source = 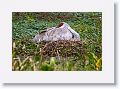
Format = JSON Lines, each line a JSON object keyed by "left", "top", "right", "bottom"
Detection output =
{"left": 12, "top": 12, "right": 102, "bottom": 71}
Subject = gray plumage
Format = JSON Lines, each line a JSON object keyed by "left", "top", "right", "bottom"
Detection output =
{"left": 33, "top": 22, "right": 80, "bottom": 43}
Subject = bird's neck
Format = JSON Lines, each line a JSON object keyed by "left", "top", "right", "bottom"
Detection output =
{"left": 68, "top": 27, "right": 80, "bottom": 37}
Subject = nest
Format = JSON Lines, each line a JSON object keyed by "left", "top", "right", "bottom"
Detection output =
{"left": 39, "top": 40, "right": 84, "bottom": 58}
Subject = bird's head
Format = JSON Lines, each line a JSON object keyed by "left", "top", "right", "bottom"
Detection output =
{"left": 57, "top": 22, "right": 70, "bottom": 29}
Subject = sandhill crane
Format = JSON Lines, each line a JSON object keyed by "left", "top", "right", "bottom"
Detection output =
{"left": 33, "top": 22, "right": 80, "bottom": 43}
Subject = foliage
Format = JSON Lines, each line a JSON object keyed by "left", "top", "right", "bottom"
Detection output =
{"left": 12, "top": 12, "right": 102, "bottom": 71}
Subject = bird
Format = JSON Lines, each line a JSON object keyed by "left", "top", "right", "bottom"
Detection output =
{"left": 33, "top": 22, "right": 80, "bottom": 43}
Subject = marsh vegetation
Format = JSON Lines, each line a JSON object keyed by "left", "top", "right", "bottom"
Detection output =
{"left": 12, "top": 12, "right": 102, "bottom": 71}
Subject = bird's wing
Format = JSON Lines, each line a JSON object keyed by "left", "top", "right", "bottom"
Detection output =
{"left": 53, "top": 28, "right": 73, "bottom": 40}
{"left": 39, "top": 27, "right": 56, "bottom": 34}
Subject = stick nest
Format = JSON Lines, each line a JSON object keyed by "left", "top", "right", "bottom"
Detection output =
{"left": 39, "top": 40, "right": 84, "bottom": 57}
